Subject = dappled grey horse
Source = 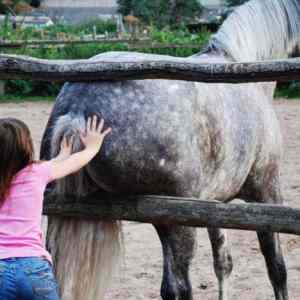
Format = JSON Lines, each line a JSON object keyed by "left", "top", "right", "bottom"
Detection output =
{"left": 41, "top": 1, "right": 300, "bottom": 299}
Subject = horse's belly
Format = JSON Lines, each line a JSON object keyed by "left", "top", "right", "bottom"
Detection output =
{"left": 88, "top": 154, "right": 202, "bottom": 197}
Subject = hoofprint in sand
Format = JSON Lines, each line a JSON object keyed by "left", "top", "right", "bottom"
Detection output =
{"left": 1, "top": 99, "right": 299, "bottom": 300}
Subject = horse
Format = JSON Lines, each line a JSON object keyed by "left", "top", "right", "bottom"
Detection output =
{"left": 40, "top": 0, "right": 300, "bottom": 299}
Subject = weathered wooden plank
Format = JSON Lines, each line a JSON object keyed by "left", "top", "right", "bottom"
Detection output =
{"left": 1, "top": 53, "right": 300, "bottom": 83}
{"left": 43, "top": 193, "right": 300, "bottom": 235}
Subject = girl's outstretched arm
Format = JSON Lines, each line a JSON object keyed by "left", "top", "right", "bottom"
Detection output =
{"left": 51, "top": 135, "right": 73, "bottom": 162}
{"left": 50, "top": 115, "right": 111, "bottom": 180}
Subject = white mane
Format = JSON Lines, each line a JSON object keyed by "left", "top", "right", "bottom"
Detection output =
{"left": 211, "top": 0, "right": 300, "bottom": 61}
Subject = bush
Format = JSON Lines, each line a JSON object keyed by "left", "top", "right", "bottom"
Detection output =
{"left": 150, "top": 26, "right": 209, "bottom": 43}
{"left": 75, "top": 19, "right": 117, "bottom": 35}
{"left": 5, "top": 80, "right": 61, "bottom": 96}
{"left": 41, "top": 19, "right": 117, "bottom": 38}
{"left": 0, "top": 19, "right": 118, "bottom": 42}
{"left": 0, "top": 0, "right": 33, "bottom": 14}
{"left": 275, "top": 81, "right": 300, "bottom": 99}
{"left": 117, "top": 0, "right": 203, "bottom": 27}
{"left": 226, "top": 0, "right": 249, "bottom": 6}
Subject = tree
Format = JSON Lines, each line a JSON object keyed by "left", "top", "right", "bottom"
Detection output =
{"left": 170, "top": 0, "right": 203, "bottom": 25}
{"left": 0, "top": 0, "right": 34, "bottom": 15}
{"left": 117, "top": 0, "right": 132, "bottom": 16}
{"left": 117, "top": 0, "right": 203, "bottom": 27}
{"left": 30, "top": 0, "right": 41, "bottom": 8}
{"left": 226, "top": 0, "right": 248, "bottom": 6}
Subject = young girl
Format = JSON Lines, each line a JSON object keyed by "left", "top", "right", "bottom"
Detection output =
{"left": 0, "top": 115, "right": 111, "bottom": 300}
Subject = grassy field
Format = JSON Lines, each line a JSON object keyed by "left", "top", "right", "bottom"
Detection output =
{"left": 0, "top": 95, "right": 54, "bottom": 103}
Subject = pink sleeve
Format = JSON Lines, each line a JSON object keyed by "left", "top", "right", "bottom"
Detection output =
{"left": 35, "top": 161, "right": 53, "bottom": 184}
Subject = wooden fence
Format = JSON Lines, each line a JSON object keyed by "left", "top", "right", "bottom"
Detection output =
{"left": 1, "top": 54, "right": 300, "bottom": 83}
{"left": 44, "top": 192, "right": 300, "bottom": 235}
{"left": 1, "top": 52, "right": 300, "bottom": 235}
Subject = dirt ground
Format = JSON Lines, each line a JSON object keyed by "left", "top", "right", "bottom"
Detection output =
{"left": 1, "top": 99, "right": 300, "bottom": 300}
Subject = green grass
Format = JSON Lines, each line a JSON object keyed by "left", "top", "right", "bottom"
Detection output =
{"left": 0, "top": 95, "right": 55, "bottom": 103}
{"left": 275, "top": 84, "right": 300, "bottom": 99}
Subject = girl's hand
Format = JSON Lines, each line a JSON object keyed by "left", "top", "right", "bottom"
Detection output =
{"left": 80, "top": 115, "right": 112, "bottom": 153}
{"left": 50, "top": 115, "right": 111, "bottom": 180}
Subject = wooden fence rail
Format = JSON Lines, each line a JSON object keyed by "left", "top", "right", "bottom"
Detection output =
{"left": 43, "top": 193, "right": 300, "bottom": 235}
{"left": 1, "top": 53, "right": 300, "bottom": 83}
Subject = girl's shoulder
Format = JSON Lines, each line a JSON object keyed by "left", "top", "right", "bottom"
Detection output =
{"left": 31, "top": 161, "right": 51, "bottom": 171}
{"left": 15, "top": 161, "right": 53, "bottom": 184}
{"left": 31, "top": 161, "right": 53, "bottom": 182}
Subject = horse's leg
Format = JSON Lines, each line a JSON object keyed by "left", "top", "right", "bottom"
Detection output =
{"left": 154, "top": 225, "right": 196, "bottom": 300}
{"left": 256, "top": 231, "right": 288, "bottom": 300}
{"left": 207, "top": 228, "right": 233, "bottom": 300}
{"left": 240, "top": 164, "right": 288, "bottom": 300}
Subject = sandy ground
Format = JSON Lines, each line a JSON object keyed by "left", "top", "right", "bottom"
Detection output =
{"left": 0, "top": 99, "right": 300, "bottom": 300}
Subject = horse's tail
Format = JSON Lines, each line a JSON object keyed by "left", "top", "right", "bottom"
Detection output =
{"left": 47, "top": 113, "right": 122, "bottom": 300}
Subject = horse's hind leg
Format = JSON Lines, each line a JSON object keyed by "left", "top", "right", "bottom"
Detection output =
{"left": 239, "top": 164, "right": 288, "bottom": 300}
{"left": 154, "top": 225, "right": 195, "bottom": 300}
{"left": 257, "top": 231, "right": 288, "bottom": 300}
{"left": 207, "top": 228, "right": 233, "bottom": 300}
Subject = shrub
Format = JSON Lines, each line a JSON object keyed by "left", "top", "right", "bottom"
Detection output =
{"left": 117, "top": 0, "right": 203, "bottom": 27}
{"left": 226, "top": 0, "right": 249, "bottom": 6}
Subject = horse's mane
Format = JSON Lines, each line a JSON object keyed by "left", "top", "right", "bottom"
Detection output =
{"left": 210, "top": 0, "right": 300, "bottom": 61}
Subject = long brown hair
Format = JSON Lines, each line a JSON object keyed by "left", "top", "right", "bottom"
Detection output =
{"left": 0, "top": 118, "right": 34, "bottom": 205}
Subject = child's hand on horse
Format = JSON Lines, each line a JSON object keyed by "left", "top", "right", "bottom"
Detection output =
{"left": 80, "top": 115, "right": 112, "bottom": 153}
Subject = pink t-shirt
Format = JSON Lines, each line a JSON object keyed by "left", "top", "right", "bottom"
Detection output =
{"left": 0, "top": 162, "right": 53, "bottom": 263}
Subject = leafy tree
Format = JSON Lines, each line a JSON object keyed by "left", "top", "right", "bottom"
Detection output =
{"left": 0, "top": 0, "right": 34, "bottom": 14}
{"left": 226, "top": 0, "right": 248, "bottom": 6}
{"left": 170, "top": 0, "right": 203, "bottom": 25}
{"left": 30, "top": 0, "right": 40, "bottom": 8}
{"left": 117, "top": 0, "right": 132, "bottom": 16}
{"left": 117, "top": 0, "right": 202, "bottom": 27}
